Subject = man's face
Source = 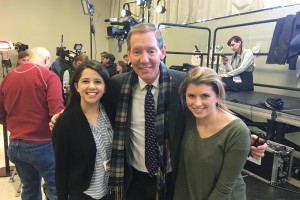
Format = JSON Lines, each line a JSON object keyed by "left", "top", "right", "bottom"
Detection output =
{"left": 100, "top": 53, "right": 106, "bottom": 62}
{"left": 123, "top": 55, "right": 129, "bottom": 62}
{"left": 128, "top": 31, "right": 166, "bottom": 85}
{"left": 102, "top": 57, "right": 109, "bottom": 66}
{"left": 18, "top": 56, "right": 29, "bottom": 65}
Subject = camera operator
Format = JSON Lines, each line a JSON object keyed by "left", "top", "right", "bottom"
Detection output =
{"left": 50, "top": 56, "right": 63, "bottom": 77}
{"left": 50, "top": 47, "right": 70, "bottom": 78}
{"left": 17, "top": 51, "right": 30, "bottom": 66}
{"left": 100, "top": 51, "right": 108, "bottom": 63}
{"left": 102, "top": 53, "right": 117, "bottom": 77}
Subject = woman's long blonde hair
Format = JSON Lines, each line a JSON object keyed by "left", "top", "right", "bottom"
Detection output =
{"left": 178, "top": 67, "right": 229, "bottom": 112}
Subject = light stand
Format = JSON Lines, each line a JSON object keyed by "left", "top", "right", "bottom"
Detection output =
{"left": 0, "top": 125, "right": 13, "bottom": 177}
{"left": 138, "top": 0, "right": 152, "bottom": 22}
{"left": 0, "top": 52, "right": 5, "bottom": 79}
{"left": 0, "top": 51, "right": 14, "bottom": 177}
{"left": 90, "top": 14, "right": 95, "bottom": 59}
{"left": 0, "top": 41, "right": 10, "bottom": 79}
{"left": 146, "top": 0, "right": 152, "bottom": 23}
{"left": 81, "top": 0, "right": 95, "bottom": 59}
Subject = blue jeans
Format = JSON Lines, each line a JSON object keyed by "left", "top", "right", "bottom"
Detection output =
{"left": 7, "top": 140, "right": 57, "bottom": 200}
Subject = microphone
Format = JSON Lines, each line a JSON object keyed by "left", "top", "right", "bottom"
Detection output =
{"left": 61, "top": 35, "right": 64, "bottom": 46}
{"left": 110, "top": 21, "right": 127, "bottom": 26}
{"left": 104, "top": 18, "right": 118, "bottom": 22}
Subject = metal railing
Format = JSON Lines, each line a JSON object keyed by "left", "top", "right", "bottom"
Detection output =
{"left": 158, "top": 23, "right": 211, "bottom": 67}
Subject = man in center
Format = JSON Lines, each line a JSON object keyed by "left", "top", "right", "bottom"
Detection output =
{"left": 107, "top": 23, "right": 267, "bottom": 200}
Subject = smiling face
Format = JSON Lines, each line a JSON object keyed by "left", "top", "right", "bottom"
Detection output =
{"left": 128, "top": 31, "right": 166, "bottom": 85}
{"left": 185, "top": 83, "right": 219, "bottom": 119}
{"left": 75, "top": 68, "right": 105, "bottom": 108}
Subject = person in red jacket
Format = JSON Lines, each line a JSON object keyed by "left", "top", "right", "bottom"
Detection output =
{"left": 0, "top": 47, "right": 64, "bottom": 200}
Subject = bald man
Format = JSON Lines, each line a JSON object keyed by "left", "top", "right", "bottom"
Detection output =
{"left": 0, "top": 47, "right": 64, "bottom": 200}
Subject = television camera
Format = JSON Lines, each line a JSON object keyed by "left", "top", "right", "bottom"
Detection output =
{"left": 106, "top": 16, "right": 141, "bottom": 51}
{"left": 56, "top": 43, "right": 83, "bottom": 65}
{"left": 14, "top": 42, "right": 29, "bottom": 52}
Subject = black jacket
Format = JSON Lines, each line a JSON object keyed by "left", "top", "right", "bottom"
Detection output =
{"left": 52, "top": 103, "right": 97, "bottom": 199}
{"left": 267, "top": 12, "right": 300, "bottom": 70}
{"left": 106, "top": 64, "right": 117, "bottom": 77}
{"left": 106, "top": 66, "right": 186, "bottom": 196}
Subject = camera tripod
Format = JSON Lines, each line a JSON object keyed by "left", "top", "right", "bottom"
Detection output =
{"left": 0, "top": 51, "right": 11, "bottom": 79}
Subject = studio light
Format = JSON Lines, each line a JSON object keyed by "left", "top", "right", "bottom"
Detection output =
{"left": 136, "top": 0, "right": 145, "bottom": 6}
{"left": 156, "top": 0, "right": 167, "bottom": 14}
{"left": 121, "top": 3, "right": 132, "bottom": 17}
{"left": 81, "top": 0, "right": 94, "bottom": 58}
{"left": 0, "top": 41, "right": 10, "bottom": 51}
{"left": 81, "top": 0, "right": 94, "bottom": 16}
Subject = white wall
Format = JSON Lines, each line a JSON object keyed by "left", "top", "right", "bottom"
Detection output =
{"left": 107, "top": 5, "right": 300, "bottom": 97}
{"left": 158, "top": 4, "right": 300, "bottom": 98}
{"left": 108, "top": 4, "right": 300, "bottom": 150}
{"left": 0, "top": 0, "right": 110, "bottom": 78}
{"left": 156, "top": 4, "right": 300, "bottom": 151}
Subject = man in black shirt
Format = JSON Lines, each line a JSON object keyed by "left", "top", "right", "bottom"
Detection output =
{"left": 103, "top": 53, "right": 117, "bottom": 77}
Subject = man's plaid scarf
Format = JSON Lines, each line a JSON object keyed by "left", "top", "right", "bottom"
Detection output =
{"left": 108, "top": 63, "right": 171, "bottom": 200}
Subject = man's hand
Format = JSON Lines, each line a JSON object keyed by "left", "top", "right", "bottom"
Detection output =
{"left": 49, "top": 110, "right": 64, "bottom": 131}
{"left": 250, "top": 134, "right": 268, "bottom": 159}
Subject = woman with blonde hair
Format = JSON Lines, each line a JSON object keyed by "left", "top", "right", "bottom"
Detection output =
{"left": 174, "top": 67, "right": 250, "bottom": 200}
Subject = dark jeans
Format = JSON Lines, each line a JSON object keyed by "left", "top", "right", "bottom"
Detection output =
{"left": 222, "top": 71, "right": 254, "bottom": 91}
{"left": 126, "top": 167, "right": 174, "bottom": 200}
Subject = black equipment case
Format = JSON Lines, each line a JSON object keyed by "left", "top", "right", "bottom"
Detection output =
{"left": 243, "top": 140, "right": 294, "bottom": 185}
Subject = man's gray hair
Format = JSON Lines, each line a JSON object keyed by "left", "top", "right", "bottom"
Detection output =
{"left": 126, "top": 23, "right": 164, "bottom": 50}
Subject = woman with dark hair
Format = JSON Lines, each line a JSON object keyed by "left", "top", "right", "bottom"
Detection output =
{"left": 52, "top": 60, "right": 113, "bottom": 200}
{"left": 220, "top": 35, "right": 255, "bottom": 91}
{"left": 116, "top": 60, "right": 128, "bottom": 74}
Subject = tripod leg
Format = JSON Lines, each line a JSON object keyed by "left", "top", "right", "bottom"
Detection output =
{"left": 16, "top": 182, "right": 22, "bottom": 197}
